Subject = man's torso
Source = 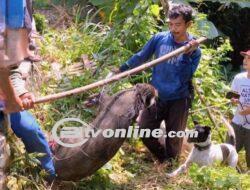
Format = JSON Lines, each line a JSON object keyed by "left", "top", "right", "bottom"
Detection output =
{"left": 150, "top": 32, "right": 196, "bottom": 101}
{"left": 232, "top": 72, "right": 250, "bottom": 129}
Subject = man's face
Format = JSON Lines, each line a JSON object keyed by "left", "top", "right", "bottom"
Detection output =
{"left": 243, "top": 55, "right": 250, "bottom": 70}
{"left": 168, "top": 16, "right": 191, "bottom": 39}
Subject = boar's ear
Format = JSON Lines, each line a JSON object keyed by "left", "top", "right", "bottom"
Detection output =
{"left": 135, "top": 83, "right": 144, "bottom": 97}
{"left": 135, "top": 83, "right": 156, "bottom": 108}
{"left": 135, "top": 83, "right": 146, "bottom": 104}
{"left": 135, "top": 83, "right": 144, "bottom": 91}
{"left": 142, "top": 94, "right": 155, "bottom": 108}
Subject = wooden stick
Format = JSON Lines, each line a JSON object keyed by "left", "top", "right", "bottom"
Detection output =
{"left": 160, "top": 0, "right": 169, "bottom": 17}
{"left": 35, "top": 37, "right": 207, "bottom": 104}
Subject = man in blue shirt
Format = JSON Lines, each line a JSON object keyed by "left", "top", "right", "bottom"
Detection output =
{"left": 117, "top": 4, "right": 201, "bottom": 164}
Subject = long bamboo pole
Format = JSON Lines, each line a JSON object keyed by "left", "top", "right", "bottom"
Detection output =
{"left": 35, "top": 37, "right": 207, "bottom": 104}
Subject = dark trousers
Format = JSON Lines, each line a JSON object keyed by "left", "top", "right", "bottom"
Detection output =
{"left": 138, "top": 98, "right": 190, "bottom": 162}
{"left": 232, "top": 123, "right": 250, "bottom": 167}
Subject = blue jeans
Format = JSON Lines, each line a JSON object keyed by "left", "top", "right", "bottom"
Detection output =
{"left": 0, "top": 111, "right": 55, "bottom": 178}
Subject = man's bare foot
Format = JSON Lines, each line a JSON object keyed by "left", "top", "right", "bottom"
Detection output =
{"left": 25, "top": 55, "right": 42, "bottom": 62}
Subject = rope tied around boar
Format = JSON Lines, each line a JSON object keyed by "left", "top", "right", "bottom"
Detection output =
{"left": 51, "top": 87, "right": 149, "bottom": 161}
{"left": 53, "top": 83, "right": 158, "bottom": 180}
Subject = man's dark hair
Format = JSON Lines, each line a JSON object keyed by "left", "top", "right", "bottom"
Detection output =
{"left": 168, "top": 4, "right": 193, "bottom": 23}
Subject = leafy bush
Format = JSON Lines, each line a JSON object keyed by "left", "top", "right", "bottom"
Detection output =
{"left": 190, "top": 38, "right": 233, "bottom": 120}
{"left": 90, "top": 0, "right": 161, "bottom": 53}
{"left": 189, "top": 163, "right": 250, "bottom": 189}
{"left": 33, "top": 13, "right": 48, "bottom": 34}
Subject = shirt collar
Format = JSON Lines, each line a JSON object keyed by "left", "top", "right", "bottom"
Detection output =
{"left": 169, "top": 32, "right": 193, "bottom": 45}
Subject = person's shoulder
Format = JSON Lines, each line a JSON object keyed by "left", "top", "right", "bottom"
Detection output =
{"left": 150, "top": 32, "right": 171, "bottom": 45}
{"left": 154, "top": 31, "right": 171, "bottom": 39}
{"left": 234, "top": 72, "right": 248, "bottom": 80}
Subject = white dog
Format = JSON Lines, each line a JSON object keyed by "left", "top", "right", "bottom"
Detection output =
{"left": 166, "top": 117, "right": 238, "bottom": 178}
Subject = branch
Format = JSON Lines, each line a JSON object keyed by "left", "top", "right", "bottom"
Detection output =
{"left": 160, "top": 0, "right": 169, "bottom": 17}
{"left": 193, "top": 79, "right": 224, "bottom": 141}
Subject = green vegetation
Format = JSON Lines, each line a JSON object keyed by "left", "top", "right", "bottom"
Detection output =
{"left": 189, "top": 164, "right": 250, "bottom": 189}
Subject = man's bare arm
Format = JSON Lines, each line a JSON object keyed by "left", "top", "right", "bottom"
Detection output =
{"left": 0, "top": 68, "right": 24, "bottom": 113}
{"left": 9, "top": 64, "right": 35, "bottom": 110}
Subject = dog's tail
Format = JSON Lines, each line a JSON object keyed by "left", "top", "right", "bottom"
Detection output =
{"left": 220, "top": 115, "right": 236, "bottom": 146}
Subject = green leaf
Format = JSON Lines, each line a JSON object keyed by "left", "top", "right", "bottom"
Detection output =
{"left": 186, "top": 0, "right": 250, "bottom": 8}
{"left": 171, "top": 0, "right": 191, "bottom": 6}
{"left": 133, "top": 9, "right": 140, "bottom": 16}
{"left": 150, "top": 4, "right": 160, "bottom": 17}
{"left": 237, "top": 2, "right": 250, "bottom": 8}
{"left": 196, "top": 19, "right": 219, "bottom": 39}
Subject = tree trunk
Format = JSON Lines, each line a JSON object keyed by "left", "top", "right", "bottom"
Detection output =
{"left": 160, "top": 0, "right": 169, "bottom": 17}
